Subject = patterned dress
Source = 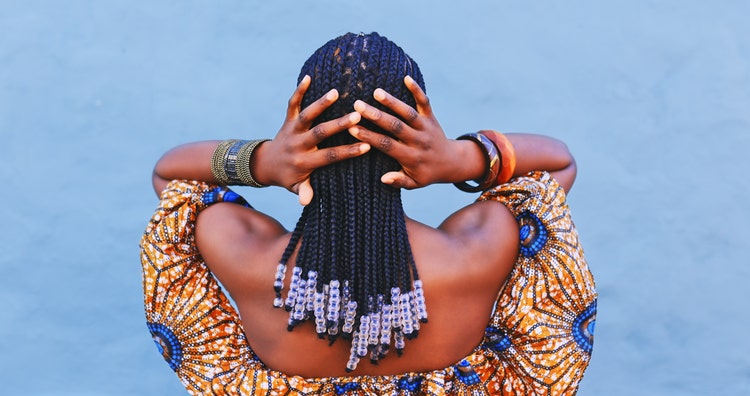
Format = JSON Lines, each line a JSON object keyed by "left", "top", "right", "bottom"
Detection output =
{"left": 140, "top": 171, "right": 597, "bottom": 395}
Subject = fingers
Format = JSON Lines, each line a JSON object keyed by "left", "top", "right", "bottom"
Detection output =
{"left": 381, "top": 171, "right": 418, "bottom": 189}
{"left": 286, "top": 75, "right": 311, "bottom": 119}
{"left": 307, "top": 141, "right": 371, "bottom": 169}
{"left": 404, "top": 75, "right": 432, "bottom": 117}
{"left": 372, "top": 88, "right": 420, "bottom": 125}
{"left": 305, "top": 112, "right": 361, "bottom": 145}
{"left": 296, "top": 88, "right": 339, "bottom": 126}
{"left": 349, "top": 125, "right": 409, "bottom": 159}
{"left": 297, "top": 178, "right": 314, "bottom": 206}
{"left": 354, "top": 100, "right": 413, "bottom": 138}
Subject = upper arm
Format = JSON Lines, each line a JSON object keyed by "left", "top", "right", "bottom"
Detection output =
{"left": 195, "top": 203, "right": 287, "bottom": 293}
{"left": 436, "top": 200, "right": 520, "bottom": 287}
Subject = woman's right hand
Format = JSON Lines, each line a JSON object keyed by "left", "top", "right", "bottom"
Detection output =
{"left": 349, "top": 76, "right": 485, "bottom": 189}
{"left": 254, "top": 75, "right": 371, "bottom": 205}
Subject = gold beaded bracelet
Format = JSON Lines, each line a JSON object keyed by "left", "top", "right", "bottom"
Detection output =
{"left": 210, "top": 139, "right": 270, "bottom": 186}
{"left": 237, "top": 139, "right": 270, "bottom": 187}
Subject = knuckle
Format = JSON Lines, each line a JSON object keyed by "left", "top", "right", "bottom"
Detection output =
{"left": 378, "top": 136, "right": 393, "bottom": 152}
{"left": 338, "top": 116, "right": 352, "bottom": 127}
{"left": 312, "top": 125, "right": 326, "bottom": 140}
{"left": 406, "top": 108, "right": 418, "bottom": 122}
{"left": 290, "top": 156, "right": 303, "bottom": 168}
{"left": 368, "top": 108, "right": 382, "bottom": 120}
{"left": 326, "top": 149, "right": 338, "bottom": 163}
{"left": 297, "top": 110, "right": 310, "bottom": 123}
{"left": 389, "top": 118, "right": 403, "bottom": 134}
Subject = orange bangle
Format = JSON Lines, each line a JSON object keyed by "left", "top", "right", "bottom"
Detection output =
{"left": 478, "top": 130, "right": 516, "bottom": 184}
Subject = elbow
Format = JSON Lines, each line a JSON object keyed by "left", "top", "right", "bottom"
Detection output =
{"left": 152, "top": 154, "right": 171, "bottom": 197}
{"left": 555, "top": 148, "right": 577, "bottom": 193}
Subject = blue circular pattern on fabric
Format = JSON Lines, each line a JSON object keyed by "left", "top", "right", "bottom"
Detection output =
{"left": 517, "top": 211, "right": 549, "bottom": 257}
{"left": 202, "top": 188, "right": 223, "bottom": 205}
{"left": 572, "top": 300, "right": 597, "bottom": 354}
{"left": 147, "top": 322, "right": 183, "bottom": 371}
{"left": 334, "top": 382, "right": 360, "bottom": 394}
{"left": 454, "top": 359, "right": 481, "bottom": 386}
{"left": 222, "top": 190, "right": 241, "bottom": 203}
{"left": 483, "top": 326, "right": 512, "bottom": 352}
{"left": 201, "top": 187, "right": 251, "bottom": 208}
{"left": 397, "top": 375, "right": 423, "bottom": 392}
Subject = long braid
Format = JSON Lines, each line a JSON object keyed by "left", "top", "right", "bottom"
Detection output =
{"left": 277, "top": 32, "right": 428, "bottom": 371}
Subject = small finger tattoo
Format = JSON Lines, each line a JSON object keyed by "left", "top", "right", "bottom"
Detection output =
{"left": 298, "top": 110, "right": 310, "bottom": 123}
{"left": 378, "top": 137, "right": 393, "bottom": 152}
{"left": 326, "top": 149, "right": 338, "bottom": 162}
{"left": 312, "top": 125, "right": 326, "bottom": 140}
{"left": 390, "top": 119, "right": 403, "bottom": 134}
{"left": 406, "top": 108, "right": 418, "bottom": 122}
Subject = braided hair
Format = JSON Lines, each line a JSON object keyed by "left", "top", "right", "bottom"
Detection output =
{"left": 271, "top": 33, "right": 428, "bottom": 372}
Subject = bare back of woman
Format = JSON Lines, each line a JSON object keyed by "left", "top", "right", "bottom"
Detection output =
{"left": 142, "top": 32, "right": 594, "bottom": 395}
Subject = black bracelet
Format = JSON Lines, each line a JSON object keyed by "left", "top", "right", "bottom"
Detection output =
{"left": 453, "top": 133, "right": 500, "bottom": 193}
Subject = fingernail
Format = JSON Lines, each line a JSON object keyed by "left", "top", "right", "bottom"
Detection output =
{"left": 353, "top": 100, "right": 365, "bottom": 111}
{"left": 404, "top": 75, "right": 414, "bottom": 84}
{"left": 349, "top": 112, "right": 360, "bottom": 122}
{"left": 349, "top": 126, "right": 359, "bottom": 135}
{"left": 327, "top": 89, "right": 337, "bottom": 100}
{"left": 373, "top": 88, "right": 385, "bottom": 101}
{"left": 360, "top": 143, "right": 370, "bottom": 153}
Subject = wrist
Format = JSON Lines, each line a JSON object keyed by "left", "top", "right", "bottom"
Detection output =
{"left": 249, "top": 140, "right": 274, "bottom": 187}
{"left": 210, "top": 139, "right": 270, "bottom": 187}
{"left": 447, "top": 139, "right": 486, "bottom": 184}
{"left": 451, "top": 131, "right": 516, "bottom": 193}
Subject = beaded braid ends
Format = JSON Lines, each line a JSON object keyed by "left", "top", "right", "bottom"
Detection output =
{"left": 272, "top": 32, "right": 428, "bottom": 372}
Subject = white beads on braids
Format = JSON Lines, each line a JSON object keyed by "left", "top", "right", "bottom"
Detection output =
{"left": 273, "top": 268, "right": 428, "bottom": 371}
{"left": 326, "top": 280, "right": 341, "bottom": 339}
{"left": 305, "top": 271, "right": 317, "bottom": 313}
{"left": 380, "top": 303, "right": 393, "bottom": 347}
{"left": 400, "top": 292, "right": 415, "bottom": 339}
{"left": 394, "top": 328, "right": 406, "bottom": 356}
{"left": 342, "top": 300, "right": 358, "bottom": 335}
{"left": 290, "top": 278, "right": 307, "bottom": 323}
{"left": 390, "top": 287, "right": 402, "bottom": 332}
{"left": 284, "top": 267, "right": 302, "bottom": 311}
{"left": 414, "top": 280, "right": 428, "bottom": 323}
{"left": 356, "top": 316, "right": 370, "bottom": 358}
{"left": 313, "top": 291, "right": 326, "bottom": 338}
{"left": 273, "top": 263, "right": 287, "bottom": 308}
{"left": 346, "top": 331, "right": 360, "bottom": 373}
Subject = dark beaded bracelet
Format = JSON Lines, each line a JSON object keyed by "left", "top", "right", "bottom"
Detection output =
{"left": 453, "top": 132, "right": 501, "bottom": 193}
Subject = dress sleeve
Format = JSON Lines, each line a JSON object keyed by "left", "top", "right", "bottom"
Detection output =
{"left": 473, "top": 171, "right": 597, "bottom": 395}
{"left": 139, "top": 180, "right": 253, "bottom": 394}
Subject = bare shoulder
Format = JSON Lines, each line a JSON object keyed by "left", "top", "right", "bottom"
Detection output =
{"left": 195, "top": 203, "right": 289, "bottom": 292}
{"left": 407, "top": 200, "right": 519, "bottom": 292}
{"left": 396, "top": 201, "right": 520, "bottom": 363}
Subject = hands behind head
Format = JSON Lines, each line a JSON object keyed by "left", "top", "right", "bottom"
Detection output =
{"left": 349, "top": 76, "right": 455, "bottom": 190}
{"left": 265, "top": 75, "right": 454, "bottom": 206}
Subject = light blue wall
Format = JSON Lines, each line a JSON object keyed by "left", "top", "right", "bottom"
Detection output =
{"left": 2, "top": 1, "right": 748, "bottom": 394}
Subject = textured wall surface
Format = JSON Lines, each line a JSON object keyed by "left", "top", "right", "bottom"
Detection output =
{"left": 1, "top": 1, "right": 748, "bottom": 394}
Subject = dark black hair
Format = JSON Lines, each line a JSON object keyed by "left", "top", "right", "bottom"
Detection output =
{"left": 271, "top": 33, "right": 428, "bottom": 372}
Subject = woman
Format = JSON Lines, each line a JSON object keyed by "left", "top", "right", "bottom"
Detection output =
{"left": 141, "top": 32, "right": 596, "bottom": 395}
